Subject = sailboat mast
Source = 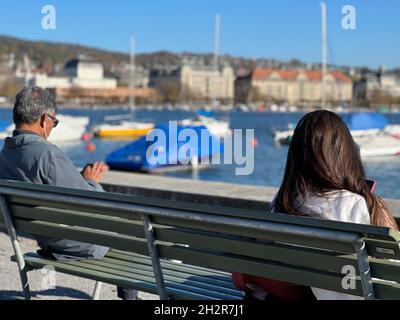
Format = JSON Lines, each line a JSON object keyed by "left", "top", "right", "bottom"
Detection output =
{"left": 321, "top": 1, "right": 327, "bottom": 109}
{"left": 211, "top": 14, "right": 221, "bottom": 110}
{"left": 129, "top": 34, "right": 136, "bottom": 118}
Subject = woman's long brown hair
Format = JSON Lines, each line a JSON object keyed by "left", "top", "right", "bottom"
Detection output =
{"left": 275, "top": 110, "right": 398, "bottom": 231}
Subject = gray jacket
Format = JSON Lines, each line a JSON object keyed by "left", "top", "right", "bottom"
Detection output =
{"left": 0, "top": 131, "right": 109, "bottom": 260}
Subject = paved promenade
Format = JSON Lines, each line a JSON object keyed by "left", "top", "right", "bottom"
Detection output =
{"left": 0, "top": 232, "right": 157, "bottom": 300}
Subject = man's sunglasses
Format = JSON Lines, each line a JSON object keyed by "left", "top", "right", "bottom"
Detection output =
{"left": 46, "top": 114, "right": 59, "bottom": 128}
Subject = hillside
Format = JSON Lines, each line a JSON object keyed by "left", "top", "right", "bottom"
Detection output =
{"left": 0, "top": 35, "right": 307, "bottom": 73}
{"left": 0, "top": 35, "right": 180, "bottom": 70}
{"left": 0, "top": 35, "right": 374, "bottom": 77}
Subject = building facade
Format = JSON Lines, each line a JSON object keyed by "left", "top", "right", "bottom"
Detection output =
{"left": 32, "top": 55, "right": 117, "bottom": 90}
{"left": 149, "top": 61, "right": 235, "bottom": 102}
{"left": 236, "top": 68, "right": 353, "bottom": 106}
{"left": 354, "top": 68, "right": 400, "bottom": 102}
{"left": 113, "top": 64, "right": 150, "bottom": 88}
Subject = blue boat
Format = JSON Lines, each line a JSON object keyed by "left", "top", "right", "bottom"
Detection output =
{"left": 106, "top": 123, "right": 224, "bottom": 172}
{"left": 344, "top": 112, "right": 388, "bottom": 132}
{"left": 0, "top": 119, "right": 9, "bottom": 132}
{"left": 0, "top": 119, "right": 10, "bottom": 140}
{"left": 196, "top": 109, "right": 215, "bottom": 118}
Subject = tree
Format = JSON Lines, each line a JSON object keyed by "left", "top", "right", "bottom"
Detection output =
{"left": 250, "top": 86, "right": 265, "bottom": 102}
{"left": 179, "top": 84, "right": 193, "bottom": 102}
{"left": 0, "top": 78, "right": 22, "bottom": 99}
{"left": 66, "top": 86, "right": 86, "bottom": 99}
{"left": 369, "top": 89, "right": 395, "bottom": 106}
{"left": 158, "top": 80, "right": 180, "bottom": 103}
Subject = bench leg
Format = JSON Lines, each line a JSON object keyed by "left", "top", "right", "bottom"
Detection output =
{"left": 19, "top": 265, "right": 31, "bottom": 300}
{"left": 92, "top": 281, "right": 103, "bottom": 300}
{"left": 142, "top": 215, "right": 169, "bottom": 300}
{"left": 354, "top": 239, "right": 375, "bottom": 300}
{"left": 0, "top": 195, "right": 31, "bottom": 300}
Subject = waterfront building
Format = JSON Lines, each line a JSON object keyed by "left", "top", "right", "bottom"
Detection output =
{"left": 149, "top": 58, "right": 235, "bottom": 102}
{"left": 354, "top": 67, "right": 400, "bottom": 102}
{"left": 113, "top": 64, "right": 150, "bottom": 88}
{"left": 235, "top": 68, "right": 353, "bottom": 106}
{"left": 31, "top": 55, "right": 117, "bottom": 90}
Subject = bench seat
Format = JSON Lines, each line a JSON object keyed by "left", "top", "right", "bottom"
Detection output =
{"left": 15, "top": 250, "right": 243, "bottom": 300}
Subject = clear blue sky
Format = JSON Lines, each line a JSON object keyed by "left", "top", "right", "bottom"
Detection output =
{"left": 0, "top": 0, "right": 398, "bottom": 68}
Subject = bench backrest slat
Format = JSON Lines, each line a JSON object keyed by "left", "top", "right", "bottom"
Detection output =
{"left": 3, "top": 180, "right": 397, "bottom": 241}
{"left": 11, "top": 204, "right": 145, "bottom": 238}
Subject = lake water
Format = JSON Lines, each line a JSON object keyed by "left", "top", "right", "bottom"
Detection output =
{"left": 1, "top": 107, "right": 400, "bottom": 199}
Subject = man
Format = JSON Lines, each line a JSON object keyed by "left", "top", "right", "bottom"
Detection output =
{"left": 0, "top": 86, "right": 136, "bottom": 299}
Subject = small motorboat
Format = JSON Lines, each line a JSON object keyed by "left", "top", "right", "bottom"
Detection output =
{"left": 106, "top": 123, "right": 224, "bottom": 173}
{"left": 51, "top": 115, "right": 90, "bottom": 143}
{"left": 0, "top": 115, "right": 89, "bottom": 143}
{"left": 273, "top": 123, "right": 296, "bottom": 145}
{"left": 93, "top": 114, "right": 154, "bottom": 139}
{"left": 356, "top": 134, "right": 400, "bottom": 158}
{"left": 179, "top": 110, "right": 231, "bottom": 137}
{"left": 93, "top": 121, "right": 154, "bottom": 139}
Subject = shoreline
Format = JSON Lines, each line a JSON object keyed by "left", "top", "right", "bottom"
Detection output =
{"left": 1, "top": 103, "right": 399, "bottom": 113}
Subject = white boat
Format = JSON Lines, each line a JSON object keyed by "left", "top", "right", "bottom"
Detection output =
{"left": 273, "top": 129, "right": 294, "bottom": 145}
{"left": 385, "top": 124, "right": 400, "bottom": 137}
{"left": 0, "top": 131, "right": 8, "bottom": 140}
{"left": 51, "top": 115, "right": 89, "bottom": 143}
{"left": 0, "top": 115, "right": 89, "bottom": 143}
{"left": 270, "top": 104, "right": 279, "bottom": 112}
{"left": 238, "top": 104, "right": 250, "bottom": 112}
{"left": 179, "top": 115, "right": 231, "bottom": 137}
{"left": 355, "top": 135, "right": 400, "bottom": 158}
{"left": 278, "top": 105, "right": 288, "bottom": 112}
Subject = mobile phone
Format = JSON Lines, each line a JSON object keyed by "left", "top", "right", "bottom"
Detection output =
{"left": 366, "top": 180, "right": 376, "bottom": 193}
{"left": 83, "top": 163, "right": 94, "bottom": 170}
{"left": 80, "top": 163, "right": 94, "bottom": 175}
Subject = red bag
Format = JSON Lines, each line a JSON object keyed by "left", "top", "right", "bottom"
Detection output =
{"left": 232, "top": 272, "right": 315, "bottom": 301}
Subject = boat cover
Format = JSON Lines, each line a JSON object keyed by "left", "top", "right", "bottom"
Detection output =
{"left": 106, "top": 124, "right": 223, "bottom": 171}
{"left": 344, "top": 112, "right": 388, "bottom": 131}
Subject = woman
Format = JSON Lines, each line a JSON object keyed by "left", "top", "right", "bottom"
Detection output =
{"left": 233, "top": 110, "right": 398, "bottom": 300}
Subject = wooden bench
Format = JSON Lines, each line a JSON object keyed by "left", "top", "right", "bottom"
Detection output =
{"left": 1, "top": 180, "right": 400, "bottom": 300}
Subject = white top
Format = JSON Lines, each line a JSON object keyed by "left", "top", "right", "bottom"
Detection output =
{"left": 295, "top": 190, "right": 370, "bottom": 225}
{"left": 275, "top": 190, "right": 371, "bottom": 300}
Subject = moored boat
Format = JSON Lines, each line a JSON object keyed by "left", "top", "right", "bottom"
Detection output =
{"left": 106, "top": 123, "right": 223, "bottom": 172}
{"left": 179, "top": 110, "right": 231, "bottom": 138}
{"left": 0, "top": 115, "right": 89, "bottom": 143}
{"left": 93, "top": 119, "right": 154, "bottom": 139}
{"left": 356, "top": 135, "right": 400, "bottom": 158}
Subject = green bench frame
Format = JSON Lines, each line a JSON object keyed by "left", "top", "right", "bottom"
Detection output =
{"left": 1, "top": 180, "right": 400, "bottom": 300}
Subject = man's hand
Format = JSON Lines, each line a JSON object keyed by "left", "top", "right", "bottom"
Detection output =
{"left": 82, "top": 162, "right": 109, "bottom": 183}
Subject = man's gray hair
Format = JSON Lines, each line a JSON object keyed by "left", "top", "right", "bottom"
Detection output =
{"left": 13, "top": 86, "right": 57, "bottom": 126}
